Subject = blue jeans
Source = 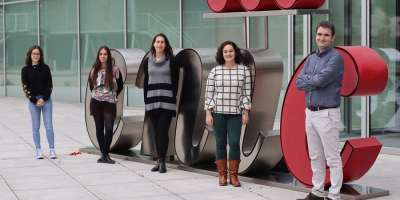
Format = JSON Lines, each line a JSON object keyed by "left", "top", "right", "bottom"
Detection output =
{"left": 28, "top": 95, "right": 55, "bottom": 149}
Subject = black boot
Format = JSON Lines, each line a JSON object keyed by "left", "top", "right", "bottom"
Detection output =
{"left": 159, "top": 158, "right": 166, "bottom": 173}
{"left": 101, "top": 152, "right": 115, "bottom": 164}
{"left": 151, "top": 161, "right": 160, "bottom": 172}
{"left": 97, "top": 149, "right": 104, "bottom": 163}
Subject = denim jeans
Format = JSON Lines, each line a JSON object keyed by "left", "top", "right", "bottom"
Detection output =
{"left": 28, "top": 95, "right": 55, "bottom": 149}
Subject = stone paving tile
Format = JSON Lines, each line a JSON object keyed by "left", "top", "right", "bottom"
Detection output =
{"left": 5, "top": 174, "right": 81, "bottom": 191}
{"left": 0, "top": 177, "right": 11, "bottom": 191}
{"left": 0, "top": 138, "right": 26, "bottom": 145}
{"left": 86, "top": 182, "right": 172, "bottom": 199}
{"left": 46, "top": 147, "right": 87, "bottom": 157}
{"left": 154, "top": 177, "right": 240, "bottom": 195}
{"left": 2, "top": 192, "right": 18, "bottom": 200}
{"left": 0, "top": 165, "right": 66, "bottom": 179}
{"left": 134, "top": 168, "right": 213, "bottom": 181}
{"left": 73, "top": 170, "right": 145, "bottom": 186}
{"left": 14, "top": 187, "right": 98, "bottom": 200}
{"left": 50, "top": 141, "right": 87, "bottom": 149}
{"left": 0, "top": 143, "right": 35, "bottom": 152}
{"left": 0, "top": 130, "right": 20, "bottom": 137}
{"left": 0, "top": 157, "right": 54, "bottom": 169}
{"left": 49, "top": 154, "right": 96, "bottom": 165}
{"left": 58, "top": 162, "right": 128, "bottom": 175}
{"left": 243, "top": 183, "right": 306, "bottom": 200}
{"left": 119, "top": 160, "right": 159, "bottom": 171}
{"left": 179, "top": 190, "right": 268, "bottom": 200}
{"left": 0, "top": 150, "right": 37, "bottom": 160}
{"left": 107, "top": 194, "right": 181, "bottom": 200}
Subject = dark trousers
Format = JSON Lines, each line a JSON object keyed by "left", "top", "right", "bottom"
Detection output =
{"left": 93, "top": 114, "right": 115, "bottom": 155}
{"left": 149, "top": 115, "right": 172, "bottom": 159}
{"left": 212, "top": 113, "right": 242, "bottom": 160}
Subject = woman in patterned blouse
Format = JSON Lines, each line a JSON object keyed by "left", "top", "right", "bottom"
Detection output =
{"left": 205, "top": 41, "right": 251, "bottom": 187}
{"left": 88, "top": 46, "right": 123, "bottom": 164}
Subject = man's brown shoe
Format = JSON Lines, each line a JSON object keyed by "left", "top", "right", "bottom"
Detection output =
{"left": 296, "top": 192, "right": 324, "bottom": 200}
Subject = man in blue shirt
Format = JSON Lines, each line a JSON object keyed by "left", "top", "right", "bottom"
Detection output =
{"left": 296, "top": 21, "right": 344, "bottom": 200}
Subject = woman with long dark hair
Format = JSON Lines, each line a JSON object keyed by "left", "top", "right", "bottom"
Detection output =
{"left": 143, "top": 33, "right": 180, "bottom": 173}
{"left": 21, "top": 45, "right": 56, "bottom": 159}
{"left": 88, "top": 46, "right": 123, "bottom": 164}
{"left": 205, "top": 41, "right": 251, "bottom": 187}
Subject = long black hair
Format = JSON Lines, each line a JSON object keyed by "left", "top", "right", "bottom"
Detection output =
{"left": 88, "top": 46, "right": 114, "bottom": 89}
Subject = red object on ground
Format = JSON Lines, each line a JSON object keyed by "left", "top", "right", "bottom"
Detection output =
{"left": 240, "top": 0, "right": 280, "bottom": 11}
{"left": 280, "top": 46, "right": 387, "bottom": 187}
{"left": 275, "top": 0, "right": 326, "bottom": 9}
{"left": 70, "top": 152, "right": 82, "bottom": 156}
{"left": 207, "top": 0, "right": 245, "bottom": 13}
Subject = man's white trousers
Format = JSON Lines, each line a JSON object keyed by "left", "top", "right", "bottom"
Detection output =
{"left": 305, "top": 107, "right": 343, "bottom": 200}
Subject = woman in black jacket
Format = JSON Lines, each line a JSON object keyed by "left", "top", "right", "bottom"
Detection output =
{"left": 21, "top": 45, "right": 56, "bottom": 159}
{"left": 143, "top": 33, "right": 179, "bottom": 173}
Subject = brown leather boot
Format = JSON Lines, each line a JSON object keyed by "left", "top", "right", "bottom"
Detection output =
{"left": 228, "top": 159, "right": 241, "bottom": 187}
{"left": 216, "top": 159, "right": 228, "bottom": 186}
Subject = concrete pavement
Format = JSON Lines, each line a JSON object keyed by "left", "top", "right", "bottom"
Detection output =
{"left": 0, "top": 97, "right": 399, "bottom": 200}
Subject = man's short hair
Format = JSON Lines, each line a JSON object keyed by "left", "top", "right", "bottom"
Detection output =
{"left": 316, "top": 21, "right": 336, "bottom": 36}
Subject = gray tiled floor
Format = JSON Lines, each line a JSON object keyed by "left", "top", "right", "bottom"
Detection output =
{"left": 1, "top": 97, "right": 399, "bottom": 200}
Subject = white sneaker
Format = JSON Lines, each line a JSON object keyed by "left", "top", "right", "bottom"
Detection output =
{"left": 50, "top": 148, "right": 57, "bottom": 159}
{"left": 36, "top": 149, "right": 43, "bottom": 159}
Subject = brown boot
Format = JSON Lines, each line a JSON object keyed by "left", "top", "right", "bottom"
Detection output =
{"left": 228, "top": 159, "right": 241, "bottom": 187}
{"left": 216, "top": 159, "right": 228, "bottom": 186}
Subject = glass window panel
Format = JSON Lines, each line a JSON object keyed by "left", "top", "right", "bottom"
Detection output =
{"left": 40, "top": 0, "right": 78, "bottom": 102}
{"left": 79, "top": 0, "right": 124, "bottom": 102}
{"left": 370, "top": 0, "right": 400, "bottom": 148}
{"left": 294, "top": 15, "right": 303, "bottom": 67}
{"left": 126, "top": 0, "right": 179, "bottom": 107}
{"left": 249, "top": 16, "right": 288, "bottom": 121}
{"left": 182, "top": 0, "right": 243, "bottom": 48}
{"left": 0, "top": 5, "right": 4, "bottom": 97}
{"left": 249, "top": 17, "right": 264, "bottom": 48}
{"left": 5, "top": 2, "right": 38, "bottom": 98}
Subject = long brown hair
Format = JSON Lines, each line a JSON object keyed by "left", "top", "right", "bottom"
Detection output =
{"left": 88, "top": 46, "right": 114, "bottom": 89}
{"left": 149, "top": 33, "right": 174, "bottom": 60}
{"left": 25, "top": 45, "right": 45, "bottom": 66}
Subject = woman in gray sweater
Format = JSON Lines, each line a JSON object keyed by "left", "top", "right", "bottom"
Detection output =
{"left": 143, "top": 33, "right": 180, "bottom": 173}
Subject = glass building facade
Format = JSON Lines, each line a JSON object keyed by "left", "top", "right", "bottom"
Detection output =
{"left": 1, "top": 0, "right": 399, "bottom": 151}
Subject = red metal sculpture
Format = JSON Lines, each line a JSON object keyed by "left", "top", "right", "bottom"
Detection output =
{"left": 207, "top": 0, "right": 245, "bottom": 13}
{"left": 274, "top": 0, "right": 326, "bottom": 9}
{"left": 280, "top": 46, "right": 387, "bottom": 187}
{"left": 240, "top": 0, "right": 280, "bottom": 11}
